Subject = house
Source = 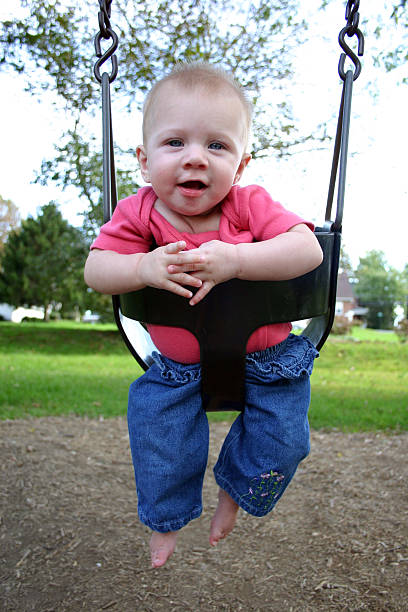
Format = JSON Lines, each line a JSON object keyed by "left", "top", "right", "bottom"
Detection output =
{"left": 335, "top": 271, "right": 367, "bottom": 322}
{"left": 335, "top": 271, "right": 356, "bottom": 318}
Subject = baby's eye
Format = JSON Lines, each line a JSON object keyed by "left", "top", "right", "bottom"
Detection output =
{"left": 209, "top": 142, "right": 225, "bottom": 150}
{"left": 167, "top": 139, "right": 183, "bottom": 147}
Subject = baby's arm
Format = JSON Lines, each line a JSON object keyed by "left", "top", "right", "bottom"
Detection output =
{"left": 84, "top": 240, "right": 204, "bottom": 299}
{"left": 236, "top": 224, "right": 323, "bottom": 281}
{"left": 169, "top": 224, "right": 323, "bottom": 305}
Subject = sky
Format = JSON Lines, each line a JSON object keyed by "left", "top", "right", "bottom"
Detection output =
{"left": 0, "top": 0, "right": 407, "bottom": 271}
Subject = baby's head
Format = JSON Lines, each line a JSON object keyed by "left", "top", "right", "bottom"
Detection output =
{"left": 137, "top": 62, "right": 252, "bottom": 216}
{"left": 142, "top": 62, "right": 252, "bottom": 150}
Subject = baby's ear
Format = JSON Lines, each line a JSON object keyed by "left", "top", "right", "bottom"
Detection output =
{"left": 234, "top": 153, "right": 251, "bottom": 184}
{"left": 136, "top": 145, "right": 150, "bottom": 183}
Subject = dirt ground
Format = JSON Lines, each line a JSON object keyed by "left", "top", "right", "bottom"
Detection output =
{"left": 0, "top": 417, "right": 407, "bottom": 612}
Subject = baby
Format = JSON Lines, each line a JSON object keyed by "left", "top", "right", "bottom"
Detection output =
{"left": 84, "top": 62, "right": 323, "bottom": 568}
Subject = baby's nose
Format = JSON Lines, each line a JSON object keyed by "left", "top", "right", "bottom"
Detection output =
{"left": 183, "top": 145, "right": 208, "bottom": 167}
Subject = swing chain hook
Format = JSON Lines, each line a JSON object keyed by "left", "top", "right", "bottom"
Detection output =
{"left": 94, "top": 0, "right": 118, "bottom": 84}
{"left": 338, "top": 0, "right": 365, "bottom": 81}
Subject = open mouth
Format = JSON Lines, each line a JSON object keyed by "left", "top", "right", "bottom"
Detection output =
{"left": 178, "top": 180, "right": 207, "bottom": 190}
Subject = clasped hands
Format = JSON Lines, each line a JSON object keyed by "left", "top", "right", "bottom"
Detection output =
{"left": 138, "top": 240, "right": 239, "bottom": 306}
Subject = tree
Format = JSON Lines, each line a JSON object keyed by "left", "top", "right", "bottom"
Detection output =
{"left": 374, "top": 1, "right": 408, "bottom": 81}
{"left": 354, "top": 250, "right": 402, "bottom": 329}
{"left": 339, "top": 242, "right": 354, "bottom": 275}
{"left": 402, "top": 263, "right": 408, "bottom": 318}
{"left": 1, "top": 0, "right": 322, "bottom": 231}
{"left": 0, "top": 0, "right": 304, "bottom": 123}
{"left": 0, "top": 202, "right": 89, "bottom": 319}
{"left": 0, "top": 196, "right": 20, "bottom": 256}
{"left": 34, "top": 131, "right": 140, "bottom": 236}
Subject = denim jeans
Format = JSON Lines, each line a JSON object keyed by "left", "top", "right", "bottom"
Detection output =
{"left": 127, "top": 333, "right": 318, "bottom": 533}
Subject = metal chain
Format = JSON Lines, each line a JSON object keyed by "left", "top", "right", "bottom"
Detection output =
{"left": 345, "top": 0, "right": 360, "bottom": 36}
{"left": 94, "top": 0, "right": 118, "bottom": 83}
{"left": 338, "top": 0, "right": 365, "bottom": 81}
{"left": 97, "top": 0, "right": 113, "bottom": 38}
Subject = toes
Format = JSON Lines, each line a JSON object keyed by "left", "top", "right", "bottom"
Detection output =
{"left": 209, "top": 533, "right": 222, "bottom": 547}
{"left": 209, "top": 520, "right": 227, "bottom": 547}
{"left": 150, "top": 532, "right": 177, "bottom": 569}
{"left": 151, "top": 549, "right": 168, "bottom": 568}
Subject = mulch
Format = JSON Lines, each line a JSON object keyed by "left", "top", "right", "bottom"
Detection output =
{"left": 1, "top": 416, "right": 407, "bottom": 611}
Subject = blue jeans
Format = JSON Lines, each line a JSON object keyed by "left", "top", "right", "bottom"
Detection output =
{"left": 127, "top": 334, "right": 318, "bottom": 533}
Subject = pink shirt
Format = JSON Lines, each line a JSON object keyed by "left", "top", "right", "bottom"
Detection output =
{"left": 92, "top": 185, "right": 313, "bottom": 363}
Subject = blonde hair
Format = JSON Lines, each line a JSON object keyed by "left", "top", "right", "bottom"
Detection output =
{"left": 142, "top": 62, "right": 253, "bottom": 145}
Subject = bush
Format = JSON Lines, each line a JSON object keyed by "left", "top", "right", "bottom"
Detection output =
{"left": 331, "top": 315, "right": 353, "bottom": 336}
{"left": 49, "top": 311, "right": 62, "bottom": 321}
{"left": 395, "top": 319, "right": 408, "bottom": 343}
{"left": 351, "top": 318, "right": 364, "bottom": 327}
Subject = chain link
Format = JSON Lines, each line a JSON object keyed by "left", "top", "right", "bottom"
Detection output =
{"left": 97, "top": 0, "right": 113, "bottom": 39}
{"left": 338, "top": 0, "right": 364, "bottom": 81}
{"left": 345, "top": 0, "right": 360, "bottom": 36}
{"left": 94, "top": 0, "right": 118, "bottom": 83}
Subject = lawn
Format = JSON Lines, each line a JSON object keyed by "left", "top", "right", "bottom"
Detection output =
{"left": 310, "top": 334, "right": 407, "bottom": 430}
{"left": 1, "top": 321, "right": 407, "bottom": 431}
{"left": 0, "top": 321, "right": 139, "bottom": 420}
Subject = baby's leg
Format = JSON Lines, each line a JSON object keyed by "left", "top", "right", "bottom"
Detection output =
{"left": 213, "top": 337, "right": 317, "bottom": 521}
{"left": 150, "top": 531, "right": 178, "bottom": 568}
{"left": 209, "top": 488, "right": 239, "bottom": 546}
{"left": 128, "top": 358, "right": 209, "bottom": 567}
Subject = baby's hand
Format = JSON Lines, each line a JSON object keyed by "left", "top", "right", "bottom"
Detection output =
{"left": 138, "top": 241, "right": 204, "bottom": 299}
{"left": 172, "top": 240, "right": 239, "bottom": 305}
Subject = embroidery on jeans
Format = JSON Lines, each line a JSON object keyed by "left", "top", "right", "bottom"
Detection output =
{"left": 240, "top": 470, "right": 285, "bottom": 512}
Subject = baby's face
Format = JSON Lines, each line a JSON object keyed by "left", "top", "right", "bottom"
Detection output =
{"left": 137, "top": 82, "right": 250, "bottom": 219}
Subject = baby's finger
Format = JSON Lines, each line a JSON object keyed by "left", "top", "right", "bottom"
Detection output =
{"left": 168, "top": 250, "right": 205, "bottom": 267}
{"left": 164, "top": 280, "right": 193, "bottom": 299}
{"left": 170, "top": 273, "right": 202, "bottom": 288}
{"left": 167, "top": 262, "right": 205, "bottom": 274}
{"left": 189, "top": 280, "right": 213, "bottom": 306}
{"left": 163, "top": 240, "right": 187, "bottom": 254}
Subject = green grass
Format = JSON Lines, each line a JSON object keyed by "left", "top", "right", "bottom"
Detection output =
{"left": 0, "top": 322, "right": 141, "bottom": 420}
{"left": 1, "top": 322, "right": 407, "bottom": 431}
{"left": 349, "top": 326, "right": 400, "bottom": 343}
{"left": 310, "top": 336, "right": 407, "bottom": 431}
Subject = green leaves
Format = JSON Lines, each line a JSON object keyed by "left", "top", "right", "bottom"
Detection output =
{"left": 1, "top": 0, "right": 303, "bottom": 114}
{"left": 354, "top": 250, "right": 403, "bottom": 330}
{"left": 0, "top": 196, "right": 21, "bottom": 256}
{"left": 0, "top": 1, "right": 307, "bottom": 208}
{"left": 0, "top": 203, "right": 89, "bottom": 318}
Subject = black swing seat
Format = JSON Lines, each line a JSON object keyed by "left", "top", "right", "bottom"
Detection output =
{"left": 94, "top": 8, "right": 359, "bottom": 410}
{"left": 114, "top": 229, "right": 341, "bottom": 410}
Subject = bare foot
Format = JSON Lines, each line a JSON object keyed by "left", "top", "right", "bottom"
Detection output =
{"left": 150, "top": 531, "right": 178, "bottom": 568}
{"left": 209, "top": 488, "right": 239, "bottom": 547}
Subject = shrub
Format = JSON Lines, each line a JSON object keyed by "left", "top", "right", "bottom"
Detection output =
{"left": 49, "top": 311, "right": 62, "bottom": 321}
{"left": 331, "top": 315, "right": 353, "bottom": 336}
{"left": 351, "top": 318, "right": 364, "bottom": 327}
{"left": 395, "top": 319, "right": 408, "bottom": 343}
